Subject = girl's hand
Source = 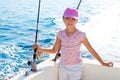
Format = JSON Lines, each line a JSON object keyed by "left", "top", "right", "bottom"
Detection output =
{"left": 33, "top": 43, "right": 42, "bottom": 52}
{"left": 33, "top": 43, "right": 43, "bottom": 54}
{"left": 33, "top": 44, "right": 43, "bottom": 60}
{"left": 33, "top": 43, "right": 39, "bottom": 50}
{"left": 102, "top": 62, "right": 113, "bottom": 67}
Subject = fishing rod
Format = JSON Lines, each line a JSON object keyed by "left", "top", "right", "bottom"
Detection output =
{"left": 76, "top": 0, "right": 82, "bottom": 9}
{"left": 52, "top": 0, "right": 83, "bottom": 62}
{"left": 25, "top": 0, "right": 41, "bottom": 75}
{"left": 29, "top": 0, "right": 41, "bottom": 72}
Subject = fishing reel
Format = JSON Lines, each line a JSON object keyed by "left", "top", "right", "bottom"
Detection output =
{"left": 26, "top": 53, "right": 37, "bottom": 72}
{"left": 27, "top": 60, "right": 32, "bottom": 66}
{"left": 25, "top": 59, "right": 37, "bottom": 76}
{"left": 27, "top": 60, "right": 37, "bottom": 71}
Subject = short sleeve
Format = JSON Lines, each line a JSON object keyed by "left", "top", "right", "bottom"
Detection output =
{"left": 79, "top": 31, "right": 86, "bottom": 41}
{"left": 57, "top": 30, "right": 62, "bottom": 40}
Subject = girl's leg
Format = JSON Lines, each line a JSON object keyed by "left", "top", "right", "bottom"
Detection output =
{"left": 68, "top": 62, "right": 83, "bottom": 80}
{"left": 68, "top": 71, "right": 82, "bottom": 80}
{"left": 59, "top": 65, "right": 68, "bottom": 80}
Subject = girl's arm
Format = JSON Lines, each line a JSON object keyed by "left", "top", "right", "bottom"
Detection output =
{"left": 82, "top": 37, "right": 113, "bottom": 67}
{"left": 33, "top": 37, "right": 61, "bottom": 54}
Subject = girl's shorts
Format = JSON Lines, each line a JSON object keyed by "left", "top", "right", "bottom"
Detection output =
{"left": 59, "top": 62, "right": 83, "bottom": 80}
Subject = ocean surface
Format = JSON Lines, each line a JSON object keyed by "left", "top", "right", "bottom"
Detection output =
{"left": 0, "top": 0, "right": 120, "bottom": 79}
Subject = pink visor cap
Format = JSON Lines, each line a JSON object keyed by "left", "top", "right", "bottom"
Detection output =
{"left": 63, "top": 8, "right": 78, "bottom": 19}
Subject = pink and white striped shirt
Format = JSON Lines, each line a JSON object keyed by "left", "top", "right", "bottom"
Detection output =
{"left": 57, "top": 29, "right": 86, "bottom": 66}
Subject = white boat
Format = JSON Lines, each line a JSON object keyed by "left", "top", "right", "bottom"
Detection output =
{"left": 10, "top": 58, "right": 120, "bottom": 80}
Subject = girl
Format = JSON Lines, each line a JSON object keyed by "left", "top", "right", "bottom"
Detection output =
{"left": 33, "top": 7, "right": 113, "bottom": 80}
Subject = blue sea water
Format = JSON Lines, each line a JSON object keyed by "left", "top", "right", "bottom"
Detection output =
{"left": 0, "top": 0, "right": 120, "bottom": 79}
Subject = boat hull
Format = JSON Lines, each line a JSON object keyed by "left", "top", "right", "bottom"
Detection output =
{"left": 10, "top": 59, "right": 120, "bottom": 80}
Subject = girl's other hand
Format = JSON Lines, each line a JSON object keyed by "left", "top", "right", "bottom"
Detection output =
{"left": 102, "top": 62, "right": 113, "bottom": 67}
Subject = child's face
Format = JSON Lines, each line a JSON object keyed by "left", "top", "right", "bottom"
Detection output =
{"left": 63, "top": 17, "right": 78, "bottom": 28}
